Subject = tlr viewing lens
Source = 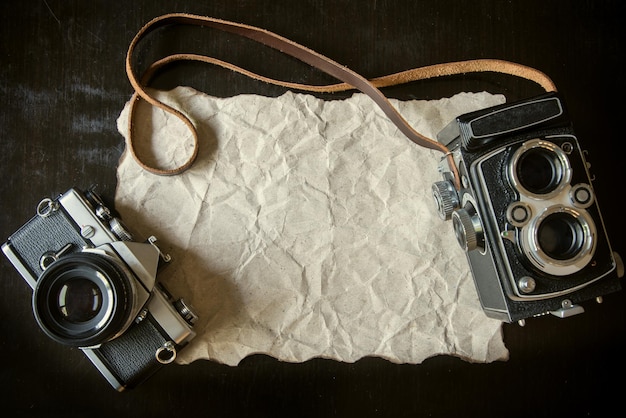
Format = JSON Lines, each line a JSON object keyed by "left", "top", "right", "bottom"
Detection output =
{"left": 516, "top": 147, "right": 562, "bottom": 195}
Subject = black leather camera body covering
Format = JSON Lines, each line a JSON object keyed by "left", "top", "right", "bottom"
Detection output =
{"left": 435, "top": 93, "right": 621, "bottom": 322}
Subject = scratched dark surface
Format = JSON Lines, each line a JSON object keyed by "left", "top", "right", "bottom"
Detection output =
{"left": 1, "top": 1, "right": 624, "bottom": 417}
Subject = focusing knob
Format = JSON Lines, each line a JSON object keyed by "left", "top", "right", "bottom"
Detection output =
{"left": 432, "top": 181, "right": 459, "bottom": 220}
{"left": 109, "top": 217, "right": 133, "bottom": 241}
{"left": 451, "top": 206, "right": 484, "bottom": 252}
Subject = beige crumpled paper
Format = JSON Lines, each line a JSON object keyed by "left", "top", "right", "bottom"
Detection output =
{"left": 114, "top": 86, "right": 508, "bottom": 366}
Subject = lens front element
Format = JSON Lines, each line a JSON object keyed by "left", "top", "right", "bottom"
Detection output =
{"left": 58, "top": 278, "right": 103, "bottom": 323}
{"left": 537, "top": 211, "right": 585, "bottom": 261}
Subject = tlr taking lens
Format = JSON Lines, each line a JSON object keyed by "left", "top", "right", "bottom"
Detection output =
{"left": 537, "top": 212, "right": 585, "bottom": 261}
{"left": 521, "top": 205, "right": 597, "bottom": 277}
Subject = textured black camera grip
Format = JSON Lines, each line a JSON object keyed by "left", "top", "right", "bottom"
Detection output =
{"left": 8, "top": 208, "right": 88, "bottom": 277}
{"left": 93, "top": 314, "right": 170, "bottom": 389}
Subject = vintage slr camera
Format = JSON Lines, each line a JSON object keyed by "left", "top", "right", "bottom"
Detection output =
{"left": 2, "top": 187, "right": 198, "bottom": 390}
{"left": 432, "top": 93, "right": 622, "bottom": 324}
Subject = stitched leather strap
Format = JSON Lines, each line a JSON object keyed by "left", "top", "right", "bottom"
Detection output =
{"left": 126, "top": 13, "right": 557, "bottom": 187}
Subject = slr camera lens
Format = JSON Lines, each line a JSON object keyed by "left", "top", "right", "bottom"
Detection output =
{"left": 33, "top": 252, "right": 135, "bottom": 347}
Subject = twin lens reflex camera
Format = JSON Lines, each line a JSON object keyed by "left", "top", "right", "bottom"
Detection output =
{"left": 431, "top": 92, "right": 622, "bottom": 324}
{"left": 2, "top": 187, "right": 198, "bottom": 390}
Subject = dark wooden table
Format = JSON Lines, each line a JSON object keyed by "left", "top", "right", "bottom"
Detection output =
{"left": 1, "top": 1, "right": 624, "bottom": 416}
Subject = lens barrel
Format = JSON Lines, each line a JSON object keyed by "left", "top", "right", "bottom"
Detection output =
{"left": 33, "top": 252, "right": 134, "bottom": 347}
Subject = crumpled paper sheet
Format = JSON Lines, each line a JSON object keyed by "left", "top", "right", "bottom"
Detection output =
{"left": 114, "top": 86, "right": 509, "bottom": 366}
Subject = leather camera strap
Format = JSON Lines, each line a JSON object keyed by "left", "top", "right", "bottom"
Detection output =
{"left": 126, "top": 13, "right": 557, "bottom": 188}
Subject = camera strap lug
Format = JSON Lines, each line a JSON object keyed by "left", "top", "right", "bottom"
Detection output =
{"left": 155, "top": 341, "right": 177, "bottom": 364}
{"left": 36, "top": 198, "right": 59, "bottom": 218}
